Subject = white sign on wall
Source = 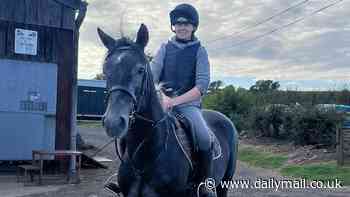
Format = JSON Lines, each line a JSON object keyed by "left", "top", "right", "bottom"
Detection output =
{"left": 14, "top": 28, "right": 38, "bottom": 56}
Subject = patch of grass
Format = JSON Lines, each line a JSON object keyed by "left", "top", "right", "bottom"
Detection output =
{"left": 238, "top": 146, "right": 288, "bottom": 169}
{"left": 239, "top": 145, "right": 350, "bottom": 186}
{"left": 77, "top": 120, "right": 103, "bottom": 128}
{"left": 281, "top": 162, "right": 350, "bottom": 185}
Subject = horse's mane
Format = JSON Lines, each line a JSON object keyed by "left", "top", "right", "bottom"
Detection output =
{"left": 155, "top": 83, "right": 164, "bottom": 104}
{"left": 115, "top": 37, "right": 134, "bottom": 47}
{"left": 106, "top": 37, "right": 138, "bottom": 59}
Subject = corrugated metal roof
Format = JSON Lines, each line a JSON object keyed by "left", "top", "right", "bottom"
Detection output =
{"left": 78, "top": 79, "right": 106, "bottom": 88}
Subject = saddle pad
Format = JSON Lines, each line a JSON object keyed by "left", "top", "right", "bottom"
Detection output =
{"left": 209, "top": 131, "right": 222, "bottom": 160}
{"left": 174, "top": 127, "right": 194, "bottom": 170}
{"left": 174, "top": 126, "right": 222, "bottom": 171}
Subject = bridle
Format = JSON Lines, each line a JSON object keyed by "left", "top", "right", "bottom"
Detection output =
{"left": 104, "top": 45, "right": 142, "bottom": 118}
{"left": 104, "top": 45, "right": 160, "bottom": 127}
{"left": 104, "top": 45, "right": 168, "bottom": 127}
{"left": 104, "top": 44, "right": 169, "bottom": 177}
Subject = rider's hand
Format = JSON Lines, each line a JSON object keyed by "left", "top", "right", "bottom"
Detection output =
{"left": 162, "top": 94, "right": 174, "bottom": 111}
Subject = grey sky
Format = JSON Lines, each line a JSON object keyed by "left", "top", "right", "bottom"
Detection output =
{"left": 78, "top": 0, "right": 350, "bottom": 90}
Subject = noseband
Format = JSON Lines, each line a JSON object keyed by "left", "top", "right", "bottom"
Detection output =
{"left": 108, "top": 86, "right": 137, "bottom": 104}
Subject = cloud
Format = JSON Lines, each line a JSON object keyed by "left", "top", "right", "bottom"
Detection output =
{"left": 78, "top": 0, "right": 349, "bottom": 90}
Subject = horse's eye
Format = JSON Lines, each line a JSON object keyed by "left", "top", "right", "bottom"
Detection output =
{"left": 138, "top": 67, "right": 145, "bottom": 74}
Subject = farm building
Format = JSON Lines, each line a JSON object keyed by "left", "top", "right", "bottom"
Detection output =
{"left": 0, "top": 0, "right": 86, "bottom": 160}
{"left": 77, "top": 79, "right": 107, "bottom": 119}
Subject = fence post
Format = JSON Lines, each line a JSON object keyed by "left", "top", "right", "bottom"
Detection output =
{"left": 337, "top": 124, "right": 344, "bottom": 166}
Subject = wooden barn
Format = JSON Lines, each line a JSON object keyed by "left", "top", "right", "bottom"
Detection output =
{"left": 0, "top": 0, "right": 86, "bottom": 160}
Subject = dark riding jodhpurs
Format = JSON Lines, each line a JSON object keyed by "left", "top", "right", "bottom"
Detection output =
{"left": 173, "top": 105, "right": 211, "bottom": 151}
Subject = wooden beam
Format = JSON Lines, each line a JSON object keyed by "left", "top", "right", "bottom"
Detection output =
{"left": 55, "top": 29, "right": 75, "bottom": 150}
{"left": 0, "top": 21, "right": 7, "bottom": 57}
{"left": 61, "top": 6, "right": 75, "bottom": 30}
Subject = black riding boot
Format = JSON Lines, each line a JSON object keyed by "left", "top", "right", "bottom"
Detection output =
{"left": 197, "top": 148, "right": 216, "bottom": 197}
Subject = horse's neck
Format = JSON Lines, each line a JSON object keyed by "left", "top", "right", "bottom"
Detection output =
{"left": 127, "top": 76, "right": 167, "bottom": 162}
{"left": 140, "top": 66, "right": 167, "bottom": 129}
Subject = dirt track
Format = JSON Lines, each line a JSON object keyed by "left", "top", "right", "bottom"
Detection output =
{"left": 20, "top": 127, "right": 350, "bottom": 197}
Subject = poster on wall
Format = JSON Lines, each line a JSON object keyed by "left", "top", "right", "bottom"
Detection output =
{"left": 14, "top": 28, "right": 38, "bottom": 56}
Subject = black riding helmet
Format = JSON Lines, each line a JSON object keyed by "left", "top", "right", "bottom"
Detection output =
{"left": 170, "top": 3, "right": 199, "bottom": 31}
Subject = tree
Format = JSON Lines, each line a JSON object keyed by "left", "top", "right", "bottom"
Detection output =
{"left": 202, "top": 85, "right": 255, "bottom": 132}
{"left": 249, "top": 80, "right": 280, "bottom": 93}
{"left": 146, "top": 52, "right": 153, "bottom": 62}
{"left": 94, "top": 73, "right": 105, "bottom": 80}
{"left": 249, "top": 80, "right": 280, "bottom": 106}
{"left": 337, "top": 89, "right": 350, "bottom": 105}
{"left": 208, "top": 80, "right": 224, "bottom": 93}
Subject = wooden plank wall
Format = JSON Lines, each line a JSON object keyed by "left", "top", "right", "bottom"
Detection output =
{"left": 55, "top": 30, "right": 75, "bottom": 150}
{"left": 0, "top": 20, "right": 58, "bottom": 63}
{"left": 0, "top": 0, "right": 75, "bottom": 30}
{"left": 0, "top": 0, "right": 77, "bottom": 150}
{"left": 0, "top": 21, "right": 6, "bottom": 57}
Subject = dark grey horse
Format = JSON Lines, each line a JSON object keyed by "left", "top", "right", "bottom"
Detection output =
{"left": 98, "top": 24, "right": 238, "bottom": 197}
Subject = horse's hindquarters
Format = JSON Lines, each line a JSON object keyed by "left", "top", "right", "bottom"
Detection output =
{"left": 203, "top": 109, "right": 239, "bottom": 182}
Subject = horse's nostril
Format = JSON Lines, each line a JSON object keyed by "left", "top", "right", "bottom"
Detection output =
{"left": 103, "top": 114, "right": 128, "bottom": 138}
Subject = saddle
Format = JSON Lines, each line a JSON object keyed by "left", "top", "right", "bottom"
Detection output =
{"left": 115, "top": 112, "right": 222, "bottom": 172}
{"left": 172, "top": 113, "right": 222, "bottom": 171}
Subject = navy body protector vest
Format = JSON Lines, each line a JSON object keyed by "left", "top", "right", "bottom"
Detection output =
{"left": 159, "top": 42, "right": 201, "bottom": 96}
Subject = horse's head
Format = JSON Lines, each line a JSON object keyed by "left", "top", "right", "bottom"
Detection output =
{"left": 98, "top": 24, "right": 149, "bottom": 138}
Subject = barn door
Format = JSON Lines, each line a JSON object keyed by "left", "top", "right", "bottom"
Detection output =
{"left": 0, "top": 59, "right": 57, "bottom": 160}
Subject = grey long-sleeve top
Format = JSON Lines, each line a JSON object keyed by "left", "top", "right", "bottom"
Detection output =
{"left": 150, "top": 36, "right": 211, "bottom": 106}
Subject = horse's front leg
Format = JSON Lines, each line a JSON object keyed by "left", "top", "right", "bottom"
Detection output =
{"left": 123, "top": 176, "right": 160, "bottom": 197}
{"left": 140, "top": 183, "right": 161, "bottom": 197}
{"left": 118, "top": 161, "right": 137, "bottom": 196}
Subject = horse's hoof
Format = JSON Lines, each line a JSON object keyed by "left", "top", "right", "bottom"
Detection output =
{"left": 197, "top": 184, "right": 217, "bottom": 197}
{"left": 201, "top": 191, "right": 216, "bottom": 197}
{"left": 104, "top": 182, "right": 122, "bottom": 195}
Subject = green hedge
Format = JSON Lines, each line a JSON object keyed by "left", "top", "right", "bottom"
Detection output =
{"left": 203, "top": 86, "right": 346, "bottom": 146}
{"left": 250, "top": 105, "right": 344, "bottom": 146}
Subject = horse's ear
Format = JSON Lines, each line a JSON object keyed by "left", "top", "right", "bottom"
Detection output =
{"left": 97, "top": 28, "right": 116, "bottom": 51}
{"left": 136, "top": 24, "right": 149, "bottom": 50}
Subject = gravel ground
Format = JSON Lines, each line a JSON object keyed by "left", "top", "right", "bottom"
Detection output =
{"left": 19, "top": 127, "right": 119, "bottom": 197}
{"left": 19, "top": 126, "right": 350, "bottom": 197}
